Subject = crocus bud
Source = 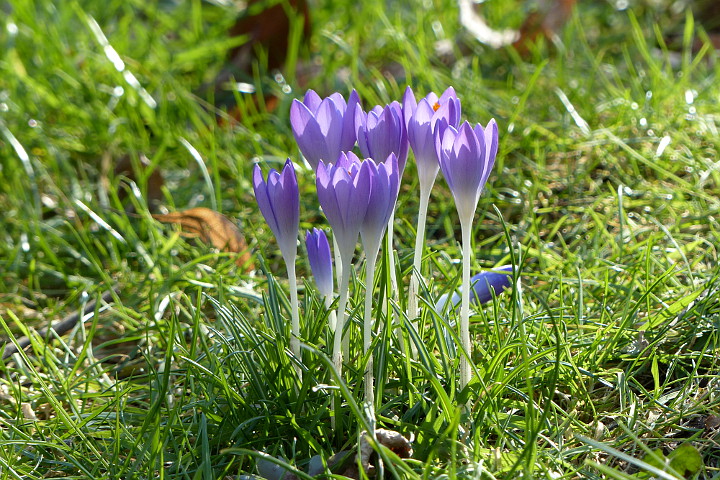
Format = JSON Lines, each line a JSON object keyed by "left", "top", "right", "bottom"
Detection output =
{"left": 305, "top": 228, "right": 333, "bottom": 298}
{"left": 252, "top": 159, "right": 300, "bottom": 263}
{"left": 436, "top": 265, "right": 513, "bottom": 311}
{"left": 436, "top": 120, "right": 498, "bottom": 225}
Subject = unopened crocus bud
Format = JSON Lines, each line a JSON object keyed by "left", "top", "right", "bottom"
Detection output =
{"left": 305, "top": 228, "right": 333, "bottom": 298}
{"left": 436, "top": 265, "right": 513, "bottom": 311}
{"left": 252, "top": 159, "right": 300, "bottom": 263}
{"left": 436, "top": 120, "right": 498, "bottom": 225}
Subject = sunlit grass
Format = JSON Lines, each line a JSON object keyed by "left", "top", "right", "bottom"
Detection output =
{"left": 1, "top": 0, "right": 719, "bottom": 478}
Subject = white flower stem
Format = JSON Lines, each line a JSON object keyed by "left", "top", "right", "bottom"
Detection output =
{"left": 331, "top": 258, "right": 352, "bottom": 432}
{"left": 287, "top": 254, "right": 302, "bottom": 381}
{"left": 387, "top": 212, "right": 398, "bottom": 297}
{"left": 459, "top": 219, "right": 472, "bottom": 390}
{"left": 408, "top": 184, "right": 432, "bottom": 321}
{"left": 385, "top": 213, "right": 407, "bottom": 356}
{"left": 363, "top": 249, "right": 379, "bottom": 406}
{"left": 333, "top": 235, "right": 343, "bottom": 291}
{"left": 325, "top": 295, "right": 337, "bottom": 332}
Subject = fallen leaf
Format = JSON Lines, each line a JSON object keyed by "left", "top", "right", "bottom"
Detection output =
{"left": 705, "top": 414, "right": 720, "bottom": 430}
{"left": 513, "top": 0, "right": 576, "bottom": 55}
{"left": 359, "top": 429, "right": 413, "bottom": 477}
{"left": 209, "top": 0, "right": 312, "bottom": 120}
{"left": 152, "top": 208, "right": 253, "bottom": 271}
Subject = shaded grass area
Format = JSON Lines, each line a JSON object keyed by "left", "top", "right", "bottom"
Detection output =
{"left": 1, "top": 0, "right": 719, "bottom": 478}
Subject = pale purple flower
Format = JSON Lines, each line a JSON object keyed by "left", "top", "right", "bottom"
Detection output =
{"left": 360, "top": 154, "right": 400, "bottom": 255}
{"left": 436, "top": 265, "right": 513, "bottom": 311}
{"left": 436, "top": 120, "right": 498, "bottom": 223}
{"left": 355, "top": 101, "right": 409, "bottom": 174}
{"left": 402, "top": 86, "right": 461, "bottom": 187}
{"left": 315, "top": 152, "right": 371, "bottom": 261}
{"left": 305, "top": 228, "right": 333, "bottom": 298}
{"left": 252, "top": 159, "right": 300, "bottom": 262}
{"left": 290, "top": 89, "right": 360, "bottom": 170}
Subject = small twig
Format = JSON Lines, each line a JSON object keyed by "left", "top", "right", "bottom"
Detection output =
{"left": 2, "top": 287, "right": 119, "bottom": 360}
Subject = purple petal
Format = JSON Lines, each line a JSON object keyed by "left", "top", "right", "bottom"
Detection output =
{"left": 253, "top": 162, "right": 299, "bottom": 261}
{"left": 438, "top": 86, "right": 458, "bottom": 104}
{"left": 290, "top": 100, "right": 328, "bottom": 170}
{"left": 306, "top": 228, "right": 334, "bottom": 297}
{"left": 340, "top": 90, "right": 360, "bottom": 152}
{"left": 355, "top": 107, "right": 370, "bottom": 158}
{"left": 303, "top": 89, "right": 322, "bottom": 111}
{"left": 253, "top": 165, "right": 279, "bottom": 237}
{"left": 409, "top": 99, "right": 437, "bottom": 168}
{"left": 315, "top": 99, "right": 344, "bottom": 156}
{"left": 470, "top": 266, "right": 513, "bottom": 304}
{"left": 436, "top": 265, "right": 513, "bottom": 310}
{"left": 402, "top": 86, "right": 417, "bottom": 129}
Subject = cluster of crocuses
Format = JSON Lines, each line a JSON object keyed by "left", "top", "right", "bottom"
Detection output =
{"left": 253, "top": 86, "right": 512, "bottom": 406}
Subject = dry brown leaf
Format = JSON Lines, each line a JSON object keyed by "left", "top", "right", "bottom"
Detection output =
{"left": 513, "top": 0, "right": 576, "bottom": 55}
{"left": 152, "top": 208, "right": 252, "bottom": 271}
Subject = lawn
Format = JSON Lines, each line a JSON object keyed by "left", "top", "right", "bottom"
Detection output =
{"left": 1, "top": 0, "right": 719, "bottom": 478}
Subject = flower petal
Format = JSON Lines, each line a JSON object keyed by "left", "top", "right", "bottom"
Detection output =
{"left": 306, "top": 228, "right": 334, "bottom": 297}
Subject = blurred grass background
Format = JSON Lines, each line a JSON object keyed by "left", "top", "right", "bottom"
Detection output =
{"left": 1, "top": 0, "right": 719, "bottom": 478}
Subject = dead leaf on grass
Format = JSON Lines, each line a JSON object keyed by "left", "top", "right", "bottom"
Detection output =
{"left": 152, "top": 207, "right": 253, "bottom": 271}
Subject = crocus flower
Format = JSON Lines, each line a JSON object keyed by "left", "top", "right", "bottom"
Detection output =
{"left": 358, "top": 153, "right": 400, "bottom": 404}
{"left": 315, "top": 152, "right": 371, "bottom": 262}
{"left": 355, "top": 101, "right": 408, "bottom": 343}
{"left": 316, "top": 152, "right": 372, "bottom": 390}
{"left": 436, "top": 265, "right": 513, "bottom": 311}
{"left": 252, "top": 159, "right": 300, "bottom": 263}
{"left": 355, "top": 101, "right": 409, "bottom": 175}
{"left": 306, "top": 227, "right": 338, "bottom": 333}
{"left": 436, "top": 119, "right": 499, "bottom": 391}
{"left": 290, "top": 89, "right": 360, "bottom": 170}
{"left": 436, "top": 120, "right": 498, "bottom": 225}
{"left": 360, "top": 154, "right": 400, "bottom": 257}
{"left": 253, "top": 159, "right": 302, "bottom": 377}
{"left": 403, "top": 86, "right": 462, "bottom": 323}
{"left": 403, "top": 86, "right": 461, "bottom": 187}
{"left": 306, "top": 228, "right": 333, "bottom": 299}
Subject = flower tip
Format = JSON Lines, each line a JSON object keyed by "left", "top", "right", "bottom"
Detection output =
{"left": 470, "top": 266, "right": 513, "bottom": 304}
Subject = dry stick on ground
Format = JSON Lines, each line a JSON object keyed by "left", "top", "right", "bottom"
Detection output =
{"left": 2, "top": 287, "right": 119, "bottom": 360}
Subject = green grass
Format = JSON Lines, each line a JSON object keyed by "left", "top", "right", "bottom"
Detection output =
{"left": 1, "top": 0, "right": 720, "bottom": 478}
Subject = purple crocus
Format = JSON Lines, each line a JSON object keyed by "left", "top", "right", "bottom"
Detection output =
{"left": 355, "top": 101, "right": 409, "bottom": 175}
{"left": 290, "top": 89, "right": 360, "bottom": 170}
{"left": 402, "top": 86, "right": 461, "bottom": 188}
{"left": 436, "top": 119, "right": 499, "bottom": 391}
{"left": 305, "top": 228, "right": 333, "bottom": 299}
{"left": 436, "top": 120, "right": 498, "bottom": 224}
{"left": 358, "top": 153, "right": 401, "bottom": 404}
{"left": 253, "top": 159, "right": 302, "bottom": 376}
{"left": 403, "top": 87, "right": 462, "bottom": 323}
{"left": 252, "top": 159, "right": 300, "bottom": 263}
{"left": 436, "top": 265, "right": 513, "bottom": 311}
{"left": 315, "top": 152, "right": 371, "bottom": 261}
{"left": 316, "top": 152, "right": 372, "bottom": 394}
{"left": 360, "top": 154, "right": 400, "bottom": 256}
